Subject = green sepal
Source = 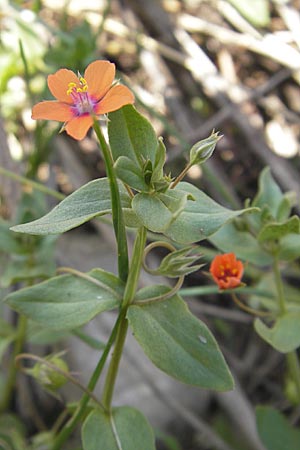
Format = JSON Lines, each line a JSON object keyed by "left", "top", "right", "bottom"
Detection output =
{"left": 5, "top": 268, "right": 123, "bottom": 330}
{"left": 254, "top": 313, "right": 300, "bottom": 353}
{"left": 10, "top": 178, "right": 131, "bottom": 235}
{"left": 150, "top": 246, "right": 203, "bottom": 277}
{"left": 189, "top": 130, "right": 220, "bottom": 165}
{"left": 82, "top": 407, "right": 155, "bottom": 450}
{"left": 128, "top": 286, "right": 234, "bottom": 391}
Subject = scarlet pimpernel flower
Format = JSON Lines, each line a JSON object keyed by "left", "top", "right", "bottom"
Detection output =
{"left": 32, "top": 60, "right": 134, "bottom": 140}
{"left": 210, "top": 253, "right": 244, "bottom": 290}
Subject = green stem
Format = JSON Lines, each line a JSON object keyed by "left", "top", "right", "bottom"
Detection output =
{"left": 170, "top": 162, "right": 193, "bottom": 189}
{"left": 286, "top": 352, "right": 300, "bottom": 403}
{"left": 273, "top": 255, "right": 300, "bottom": 404}
{"left": 101, "top": 227, "right": 147, "bottom": 411}
{"left": 0, "top": 314, "right": 27, "bottom": 413}
{"left": 273, "top": 256, "right": 287, "bottom": 314}
{"left": 0, "top": 166, "right": 65, "bottom": 200}
{"left": 92, "top": 119, "right": 129, "bottom": 282}
{"left": 51, "top": 312, "right": 122, "bottom": 450}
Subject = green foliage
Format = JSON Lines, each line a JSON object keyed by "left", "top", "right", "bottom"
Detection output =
{"left": 254, "top": 313, "right": 300, "bottom": 353}
{"left": 5, "top": 269, "right": 123, "bottom": 330}
{"left": 128, "top": 286, "right": 234, "bottom": 390}
{"left": 10, "top": 178, "right": 131, "bottom": 235}
{"left": 82, "top": 407, "right": 156, "bottom": 450}
{"left": 256, "top": 406, "right": 300, "bottom": 450}
{"left": 149, "top": 246, "right": 202, "bottom": 278}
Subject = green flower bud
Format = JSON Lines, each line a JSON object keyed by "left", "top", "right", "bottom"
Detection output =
{"left": 189, "top": 131, "right": 222, "bottom": 165}
{"left": 30, "top": 355, "right": 68, "bottom": 391}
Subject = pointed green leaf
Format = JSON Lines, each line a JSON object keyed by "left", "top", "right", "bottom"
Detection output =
{"left": 165, "top": 182, "right": 255, "bottom": 244}
{"left": 210, "top": 221, "right": 272, "bottom": 266}
{"left": 258, "top": 216, "right": 300, "bottom": 243}
{"left": 108, "top": 105, "right": 158, "bottom": 168}
{"left": 254, "top": 313, "right": 300, "bottom": 353}
{"left": 10, "top": 178, "right": 131, "bottom": 235}
{"left": 128, "top": 286, "right": 234, "bottom": 390}
{"left": 256, "top": 406, "right": 300, "bottom": 450}
{"left": 114, "top": 156, "right": 149, "bottom": 191}
{"left": 82, "top": 407, "right": 155, "bottom": 450}
{"left": 253, "top": 167, "right": 283, "bottom": 217}
{"left": 5, "top": 269, "right": 123, "bottom": 330}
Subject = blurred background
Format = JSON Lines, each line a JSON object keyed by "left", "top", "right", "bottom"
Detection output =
{"left": 1, "top": 1, "right": 300, "bottom": 449}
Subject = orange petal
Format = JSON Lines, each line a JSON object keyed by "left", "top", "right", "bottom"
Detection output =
{"left": 95, "top": 85, "right": 134, "bottom": 115}
{"left": 32, "top": 101, "right": 73, "bottom": 122}
{"left": 65, "top": 114, "right": 93, "bottom": 140}
{"left": 48, "top": 69, "right": 80, "bottom": 103}
{"left": 84, "top": 60, "right": 116, "bottom": 100}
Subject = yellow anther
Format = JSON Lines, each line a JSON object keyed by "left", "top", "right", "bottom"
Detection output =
{"left": 77, "top": 88, "right": 84, "bottom": 93}
{"left": 220, "top": 271, "right": 225, "bottom": 276}
{"left": 67, "top": 82, "right": 77, "bottom": 95}
{"left": 79, "top": 77, "right": 87, "bottom": 85}
{"left": 232, "top": 268, "right": 238, "bottom": 275}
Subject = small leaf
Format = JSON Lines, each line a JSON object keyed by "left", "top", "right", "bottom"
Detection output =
{"left": 10, "top": 178, "right": 131, "bottom": 235}
{"left": 132, "top": 190, "right": 191, "bottom": 233}
{"left": 252, "top": 167, "right": 283, "bottom": 217}
{"left": 256, "top": 406, "right": 300, "bottom": 450}
{"left": 109, "top": 105, "right": 158, "bottom": 168}
{"left": 151, "top": 137, "right": 166, "bottom": 183}
{"left": 258, "top": 216, "right": 300, "bottom": 243}
{"left": 82, "top": 407, "right": 155, "bottom": 450}
{"left": 254, "top": 313, "right": 300, "bottom": 352}
{"left": 165, "top": 182, "right": 255, "bottom": 244}
{"left": 114, "top": 156, "right": 149, "bottom": 192}
{"left": 5, "top": 269, "right": 123, "bottom": 330}
{"left": 128, "top": 286, "right": 234, "bottom": 390}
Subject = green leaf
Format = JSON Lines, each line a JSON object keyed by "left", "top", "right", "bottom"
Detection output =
{"left": 5, "top": 269, "right": 123, "bottom": 330}
{"left": 227, "top": 0, "right": 270, "bottom": 27}
{"left": 128, "top": 286, "right": 234, "bottom": 390}
{"left": 1, "top": 236, "right": 56, "bottom": 287}
{"left": 165, "top": 182, "right": 255, "bottom": 244}
{"left": 258, "top": 216, "right": 300, "bottom": 243}
{"left": 277, "top": 192, "right": 297, "bottom": 222}
{"left": 254, "top": 313, "right": 300, "bottom": 352}
{"left": 209, "top": 221, "right": 272, "bottom": 267}
{"left": 114, "top": 156, "right": 149, "bottom": 192}
{"left": 10, "top": 178, "right": 131, "bottom": 235}
{"left": 256, "top": 406, "right": 300, "bottom": 450}
{"left": 132, "top": 189, "right": 191, "bottom": 233}
{"left": 279, "top": 233, "right": 300, "bottom": 261}
{"left": 252, "top": 167, "right": 283, "bottom": 217}
{"left": 151, "top": 137, "right": 166, "bottom": 183}
{"left": 82, "top": 407, "right": 155, "bottom": 450}
{"left": 108, "top": 105, "right": 158, "bottom": 168}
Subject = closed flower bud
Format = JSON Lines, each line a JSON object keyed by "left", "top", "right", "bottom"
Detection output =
{"left": 189, "top": 131, "right": 221, "bottom": 165}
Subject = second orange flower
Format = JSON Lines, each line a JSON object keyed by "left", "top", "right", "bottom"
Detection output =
{"left": 32, "top": 60, "right": 134, "bottom": 140}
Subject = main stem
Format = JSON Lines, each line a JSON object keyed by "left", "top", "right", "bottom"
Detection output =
{"left": 102, "top": 226, "right": 147, "bottom": 411}
{"left": 273, "top": 255, "right": 300, "bottom": 403}
{"left": 93, "top": 119, "right": 129, "bottom": 282}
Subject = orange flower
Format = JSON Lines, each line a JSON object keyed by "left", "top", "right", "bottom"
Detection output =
{"left": 32, "top": 60, "right": 134, "bottom": 140}
{"left": 210, "top": 253, "right": 244, "bottom": 290}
